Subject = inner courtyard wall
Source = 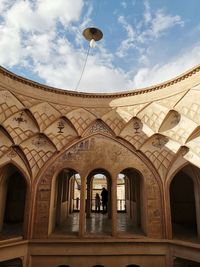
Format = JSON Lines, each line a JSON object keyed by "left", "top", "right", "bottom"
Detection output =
{"left": 0, "top": 66, "right": 200, "bottom": 266}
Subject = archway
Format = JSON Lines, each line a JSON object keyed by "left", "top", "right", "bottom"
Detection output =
{"left": 0, "top": 164, "right": 27, "bottom": 239}
{"left": 117, "top": 168, "right": 143, "bottom": 236}
{"left": 34, "top": 134, "right": 163, "bottom": 239}
{"left": 85, "top": 168, "right": 112, "bottom": 236}
{"left": 49, "top": 168, "right": 81, "bottom": 236}
{"left": 170, "top": 167, "right": 198, "bottom": 240}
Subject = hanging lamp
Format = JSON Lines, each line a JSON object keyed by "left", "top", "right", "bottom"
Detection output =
{"left": 82, "top": 27, "right": 103, "bottom": 48}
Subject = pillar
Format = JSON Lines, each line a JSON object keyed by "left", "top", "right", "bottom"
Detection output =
{"left": 86, "top": 176, "right": 91, "bottom": 218}
{"left": 79, "top": 176, "right": 86, "bottom": 237}
{"left": 111, "top": 176, "right": 117, "bottom": 237}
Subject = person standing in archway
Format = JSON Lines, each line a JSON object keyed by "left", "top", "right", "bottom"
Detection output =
{"left": 101, "top": 187, "right": 108, "bottom": 213}
{"left": 95, "top": 193, "right": 101, "bottom": 212}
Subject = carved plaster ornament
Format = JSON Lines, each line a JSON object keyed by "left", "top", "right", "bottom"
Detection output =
{"left": 57, "top": 119, "right": 65, "bottom": 133}
{"left": 13, "top": 111, "right": 27, "bottom": 125}
{"left": 88, "top": 120, "right": 111, "bottom": 135}
{"left": 7, "top": 147, "right": 17, "bottom": 158}
{"left": 152, "top": 135, "right": 168, "bottom": 149}
{"left": 32, "top": 135, "right": 47, "bottom": 148}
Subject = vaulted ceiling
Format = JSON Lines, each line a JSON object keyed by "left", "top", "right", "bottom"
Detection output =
{"left": 0, "top": 65, "right": 200, "bottom": 180}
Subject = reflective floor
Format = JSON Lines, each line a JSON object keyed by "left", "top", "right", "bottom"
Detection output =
{"left": 172, "top": 223, "right": 200, "bottom": 243}
{"left": 52, "top": 212, "right": 144, "bottom": 238}
{"left": 0, "top": 223, "right": 23, "bottom": 240}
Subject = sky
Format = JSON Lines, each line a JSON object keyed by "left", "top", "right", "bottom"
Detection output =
{"left": 0, "top": 0, "right": 200, "bottom": 93}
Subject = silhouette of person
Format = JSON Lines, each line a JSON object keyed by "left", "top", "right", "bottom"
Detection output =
{"left": 95, "top": 193, "right": 101, "bottom": 212}
{"left": 101, "top": 187, "right": 108, "bottom": 213}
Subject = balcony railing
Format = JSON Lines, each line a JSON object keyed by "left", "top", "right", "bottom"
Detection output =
{"left": 72, "top": 198, "right": 126, "bottom": 212}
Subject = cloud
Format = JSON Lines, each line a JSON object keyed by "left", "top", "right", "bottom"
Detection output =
{"left": 144, "top": 0, "right": 152, "bottom": 24}
{"left": 117, "top": 2, "right": 184, "bottom": 58}
{"left": 116, "top": 16, "right": 136, "bottom": 58}
{"left": 150, "top": 10, "right": 184, "bottom": 38}
{"left": 132, "top": 43, "right": 200, "bottom": 89}
{"left": 0, "top": 0, "right": 197, "bottom": 94}
{"left": 0, "top": 0, "right": 85, "bottom": 68}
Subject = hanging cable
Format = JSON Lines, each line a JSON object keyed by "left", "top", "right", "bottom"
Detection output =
{"left": 75, "top": 45, "right": 90, "bottom": 91}
{"left": 74, "top": 0, "right": 103, "bottom": 91}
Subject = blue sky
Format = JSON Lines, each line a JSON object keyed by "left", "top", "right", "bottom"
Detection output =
{"left": 0, "top": 0, "right": 200, "bottom": 92}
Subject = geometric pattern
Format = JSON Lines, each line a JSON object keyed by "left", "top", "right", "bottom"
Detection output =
{"left": 137, "top": 102, "right": 169, "bottom": 132}
{"left": 66, "top": 108, "right": 96, "bottom": 136}
{"left": 21, "top": 134, "right": 57, "bottom": 178}
{"left": 2, "top": 110, "right": 38, "bottom": 144}
{"left": 102, "top": 109, "right": 126, "bottom": 135}
{"left": 0, "top": 127, "right": 13, "bottom": 158}
{"left": 30, "top": 102, "right": 61, "bottom": 132}
{"left": 161, "top": 115, "right": 197, "bottom": 145}
{"left": 1, "top": 64, "right": 200, "bottom": 178}
{"left": 45, "top": 118, "right": 78, "bottom": 150}
{"left": 175, "top": 90, "right": 200, "bottom": 124}
{"left": 0, "top": 90, "right": 24, "bottom": 123}
{"left": 120, "top": 117, "right": 148, "bottom": 149}
{"left": 141, "top": 135, "right": 174, "bottom": 178}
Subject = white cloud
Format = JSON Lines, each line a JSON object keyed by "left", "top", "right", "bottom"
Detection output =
{"left": 0, "top": 0, "right": 84, "bottom": 68}
{"left": 117, "top": 3, "right": 184, "bottom": 58}
{"left": 116, "top": 16, "right": 136, "bottom": 57}
{"left": 144, "top": 0, "right": 152, "bottom": 24}
{"left": 150, "top": 10, "right": 184, "bottom": 38}
{"left": 121, "top": 1, "right": 127, "bottom": 9}
{"left": 0, "top": 0, "right": 197, "bottom": 94}
{"left": 0, "top": 25, "right": 22, "bottom": 67}
{"left": 132, "top": 43, "right": 200, "bottom": 89}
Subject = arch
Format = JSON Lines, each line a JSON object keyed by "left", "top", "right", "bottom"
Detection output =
{"left": 85, "top": 168, "right": 112, "bottom": 235}
{"left": 116, "top": 168, "right": 144, "bottom": 235}
{"left": 0, "top": 163, "right": 28, "bottom": 238}
{"left": 33, "top": 134, "right": 163, "bottom": 239}
{"left": 167, "top": 164, "right": 200, "bottom": 240}
{"left": 49, "top": 168, "right": 81, "bottom": 236}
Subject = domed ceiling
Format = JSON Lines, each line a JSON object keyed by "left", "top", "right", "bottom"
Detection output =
{"left": 0, "top": 65, "right": 200, "bottom": 181}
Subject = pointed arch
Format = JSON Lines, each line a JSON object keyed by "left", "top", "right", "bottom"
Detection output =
{"left": 165, "top": 163, "right": 200, "bottom": 239}
{"left": 83, "top": 119, "right": 114, "bottom": 137}
{"left": 49, "top": 167, "right": 81, "bottom": 236}
{"left": 0, "top": 163, "right": 30, "bottom": 238}
{"left": 33, "top": 134, "right": 164, "bottom": 239}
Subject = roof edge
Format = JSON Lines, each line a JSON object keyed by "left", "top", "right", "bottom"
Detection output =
{"left": 0, "top": 64, "right": 200, "bottom": 99}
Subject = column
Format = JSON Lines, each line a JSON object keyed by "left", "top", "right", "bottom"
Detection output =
{"left": 79, "top": 176, "right": 86, "bottom": 237}
{"left": 111, "top": 176, "right": 117, "bottom": 237}
{"left": 86, "top": 177, "right": 91, "bottom": 218}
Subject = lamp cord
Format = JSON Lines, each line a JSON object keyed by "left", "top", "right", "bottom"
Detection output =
{"left": 75, "top": 45, "right": 90, "bottom": 91}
